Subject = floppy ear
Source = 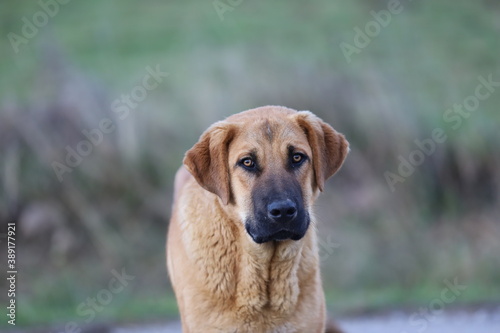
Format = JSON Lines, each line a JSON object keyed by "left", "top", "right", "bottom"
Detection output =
{"left": 295, "top": 111, "right": 349, "bottom": 191}
{"left": 183, "top": 121, "right": 235, "bottom": 205}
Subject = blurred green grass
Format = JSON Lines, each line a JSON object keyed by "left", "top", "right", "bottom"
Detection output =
{"left": 1, "top": 0, "right": 500, "bottom": 328}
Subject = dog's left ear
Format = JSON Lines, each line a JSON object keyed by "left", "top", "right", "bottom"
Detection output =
{"left": 184, "top": 121, "right": 235, "bottom": 205}
{"left": 294, "top": 111, "right": 349, "bottom": 191}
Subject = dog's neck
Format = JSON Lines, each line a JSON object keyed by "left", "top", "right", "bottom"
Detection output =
{"left": 235, "top": 234, "right": 307, "bottom": 316}
{"left": 186, "top": 193, "right": 319, "bottom": 321}
{"left": 228, "top": 203, "right": 318, "bottom": 318}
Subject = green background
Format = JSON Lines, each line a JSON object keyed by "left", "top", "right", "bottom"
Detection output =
{"left": 0, "top": 0, "right": 499, "bottom": 329}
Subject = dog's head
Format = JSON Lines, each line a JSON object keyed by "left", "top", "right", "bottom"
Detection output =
{"left": 184, "top": 107, "right": 348, "bottom": 244}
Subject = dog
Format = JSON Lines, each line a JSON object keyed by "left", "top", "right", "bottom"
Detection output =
{"left": 167, "top": 106, "right": 348, "bottom": 332}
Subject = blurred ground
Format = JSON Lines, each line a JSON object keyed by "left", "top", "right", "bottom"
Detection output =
{"left": 5, "top": 308, "right": 500, "bottom": 333}
{"left": 112, "top": 310, "right": 500, "bottom": 333}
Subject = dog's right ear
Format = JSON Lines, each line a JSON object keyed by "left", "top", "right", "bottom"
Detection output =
{"left": 294, "top": 111, "right": 349, "bottom": 191}
{"left": 183, "top": 121, "right": 235, "bottom": 205}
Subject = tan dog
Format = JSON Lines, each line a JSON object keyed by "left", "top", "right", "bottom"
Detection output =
{"left": 167, "top": 106, "right": 348, "bottom": 332}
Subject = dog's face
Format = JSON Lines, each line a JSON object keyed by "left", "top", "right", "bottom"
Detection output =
{"left": 184, "top": 107, "right": 348, "bottom": 244}
{"left": 228, "top": 118, "right": 315, "bottom": 243}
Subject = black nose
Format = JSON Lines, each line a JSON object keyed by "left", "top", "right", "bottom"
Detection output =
{"left": 267, "top": 199, "right": 298, "bottom": 223}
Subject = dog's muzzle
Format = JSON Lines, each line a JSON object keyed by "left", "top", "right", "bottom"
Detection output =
{"left": 245, "top": 202, "right": 310, "bottom": 244}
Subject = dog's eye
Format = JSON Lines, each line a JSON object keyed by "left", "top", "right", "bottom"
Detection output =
{"left": 292, "top": 153, "right": 305, "bottom": 164}
{"left": 240, "top": 157, "right": 256, "bottom": 169}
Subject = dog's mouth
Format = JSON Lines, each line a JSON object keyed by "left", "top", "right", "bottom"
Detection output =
{"left": 246, "top": 228, "right": 305, "bottom": 244}
{"left": 269, "top": 230, "right": 304, "bottom": 242}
